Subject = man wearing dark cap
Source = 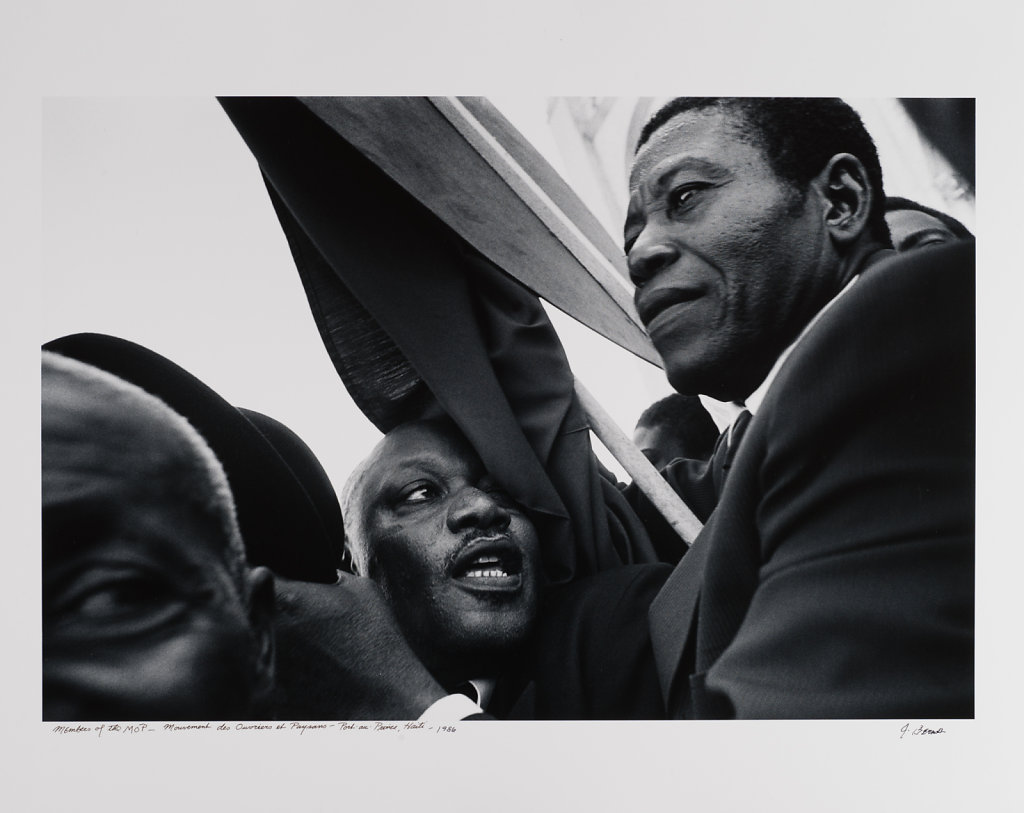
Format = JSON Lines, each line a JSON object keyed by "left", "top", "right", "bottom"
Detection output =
{"left": 625, "top": 98, "right": 973, "bottom": 718}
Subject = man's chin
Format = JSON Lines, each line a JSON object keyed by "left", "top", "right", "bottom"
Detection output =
{"left": 413, "top": 611, "right": 537, "bottom": 679}
{"left": 663, "top": 344, "right": 770, "bottom": 403}
{"left": 454, "top": 607, "right": 538, "bottom": 648}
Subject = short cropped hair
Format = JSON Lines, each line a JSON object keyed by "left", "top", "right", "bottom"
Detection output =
{"left": 637, "top": 98, "right": 890, "bottom": 244}
{"left": 339, "top": 451, "right": 375, "bottom": 572}
{"left": 635, "top": 393, "right": 719, "bottom": 461}
{"left": 42, "top": 350, "right": 250, "bottom": 597}
{"left": 339, "top": 418, "right": 457, "bottom": 574}
{"left": 884, "top": 195, "right": 974, "bottom": 240}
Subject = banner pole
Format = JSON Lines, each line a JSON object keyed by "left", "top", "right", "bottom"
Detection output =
{"left": 573, "top": 376, "right": 703, "bottom": 547}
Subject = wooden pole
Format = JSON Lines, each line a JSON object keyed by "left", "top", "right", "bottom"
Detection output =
{"left": 295, "top": 96, "right": 662, "bottom": 367}
{"left": 573, "top": 377, "right": 703, "bottom": 547}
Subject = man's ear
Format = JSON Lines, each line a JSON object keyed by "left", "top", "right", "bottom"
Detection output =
{"left": 245, "top": 566, "right": 276, "bottom": 703}
{"left": 342, "top": 541, "right": 361, "bottom": 575}
{"left": 816, "top": 153, "right": 874, "bottom": 246}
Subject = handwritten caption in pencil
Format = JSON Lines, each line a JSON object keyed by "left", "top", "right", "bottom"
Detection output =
{"left": 51, "top": 721, "right": 458, "bottom": 738}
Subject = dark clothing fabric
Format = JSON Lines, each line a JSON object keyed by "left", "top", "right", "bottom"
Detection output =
{"left": 218, "top": 99, "right": 973, "bottom": 721}
{"left": 43, "top": 333, "right": 344, "bottom": 582}
{"left": 220, "top": 96, "right": 659, "bottom": 583}
{"left": 492, "top": 564, "right": 671, "bottom": 719}
{"left": 624, "top": 409, "right": 753, "bottom": 565}
{"left": 649, "top": 242, "right": 975, "bottom": 719}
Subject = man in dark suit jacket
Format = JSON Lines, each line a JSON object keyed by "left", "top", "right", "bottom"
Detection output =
{"left": 625, "top": 98, "right": 973, "bottom": 718}
{"left": 494, "top": 563, "right": 669, "bottom": 719}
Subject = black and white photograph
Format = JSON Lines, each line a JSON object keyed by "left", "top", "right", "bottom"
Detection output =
{"left": 7, "top": 3, "right": 1021, "bottom": 811}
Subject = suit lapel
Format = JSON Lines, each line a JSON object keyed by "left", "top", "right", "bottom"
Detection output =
{"left": 648, "top": 409, "right": 754, "bottom": 711}
{"left": 648, "top": 521, "right": 712, "bottom": 709}
{"left": 648, "top": 256, "right": 901, "bottom": 715}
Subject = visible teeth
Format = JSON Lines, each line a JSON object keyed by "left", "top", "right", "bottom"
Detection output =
{"left": 463, "top": 553, "right": 510, "bottom": 578}
{"left": 465, "top": 567, "right": 509, "bottom": 578}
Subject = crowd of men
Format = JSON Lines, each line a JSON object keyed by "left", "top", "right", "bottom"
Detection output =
{"left": 42, "top": 97, "right": 974, "bottom": 721}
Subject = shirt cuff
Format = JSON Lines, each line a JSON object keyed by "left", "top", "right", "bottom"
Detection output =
{"left": 417, "top": 693, "right": 483, "bottom": 722}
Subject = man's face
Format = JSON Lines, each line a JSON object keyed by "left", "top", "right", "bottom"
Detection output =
{"left": 885, "top": 208, "right": 960, "bottom": 253}
{"left": 42, "top": 377, "right": 261, "bottom": 721}
{"left": 625, "top": 108, "right": 837, "bottom": 401}
{"left": 351, "top": 421, "right": 541, "bottom": 682}
{"left": 633, "top": 423, "right": 685, "bottom": 470}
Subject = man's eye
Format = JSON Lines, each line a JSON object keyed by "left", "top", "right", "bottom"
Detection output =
{"left": 400, "top": 483, "right": 438, "bottom": 503}
{"left": 71, "top": 580, "right": 161, "bottom": 618}
{"left": 48, "top": 568, "right": 178, "bottom": 627}
{"left": 667, "top": 185, "right": 703, "bottom": 213}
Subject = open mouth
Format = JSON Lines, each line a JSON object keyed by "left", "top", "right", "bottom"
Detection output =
{"left": 451, "top": 538, "right": 524, "bottom": 592}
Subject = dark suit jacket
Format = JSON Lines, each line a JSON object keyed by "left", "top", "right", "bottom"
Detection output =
{"left": 490, "top": 564, "right": 671, "bottom": 719}
{"left": 649, "top": 242, "right": 975, "bottom": 719}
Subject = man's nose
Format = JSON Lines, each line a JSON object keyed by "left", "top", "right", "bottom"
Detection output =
{"left": 627, "top": 226, "right": 680, "bottom": 289}
{"left": 446, "top": 487, "right": 512, "bottom": 534}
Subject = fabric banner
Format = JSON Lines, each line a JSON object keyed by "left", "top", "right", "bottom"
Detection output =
{"left": 219, "top": 97, "right": 660, "bottom": 582}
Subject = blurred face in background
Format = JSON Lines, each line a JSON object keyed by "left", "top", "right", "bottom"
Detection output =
{"left": 885, "top": 208, "right": 961, "bottom": 253}
{"left": 42, "top": 355, "right": 272, "bottom": 720}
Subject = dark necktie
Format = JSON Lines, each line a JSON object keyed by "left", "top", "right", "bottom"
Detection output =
{"left": 712, "top": 409, "right": 752, "bottom": 497}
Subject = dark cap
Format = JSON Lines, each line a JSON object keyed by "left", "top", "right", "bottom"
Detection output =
{"left": 43, "top": 332, "right": 344, "bottom": 582}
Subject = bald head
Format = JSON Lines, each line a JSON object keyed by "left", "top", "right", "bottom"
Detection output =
{"left": 42, "top": 351, "right": 274, "bottom": 720}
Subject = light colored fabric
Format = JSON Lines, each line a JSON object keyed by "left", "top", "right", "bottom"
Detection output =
{"left": 469, "top": 678, "right": 496, "bottom": 710}
{"left": 417, "top": 693, "right": 483, "bottom": 722}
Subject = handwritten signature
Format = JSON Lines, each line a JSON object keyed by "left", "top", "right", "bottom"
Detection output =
{"left": 900, "top": 723, "right": 946, "bottom": 739}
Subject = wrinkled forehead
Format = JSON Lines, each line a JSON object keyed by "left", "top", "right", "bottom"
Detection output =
{"left": 628, "top": 105, "right": 755, "bottom": 195}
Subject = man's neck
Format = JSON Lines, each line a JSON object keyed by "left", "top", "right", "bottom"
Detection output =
{"left": 734, "top": 242, "right": 891, "bottom": 406}
{"left": 837, "top": 241, "right": 891, "bottom": 287}
{"left": 743, "top": 244, "right": 894, "bottom": 415}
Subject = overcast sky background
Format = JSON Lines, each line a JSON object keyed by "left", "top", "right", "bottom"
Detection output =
{"left": 40, "top": 95, "right": 975, "bottom": 491}
{"left": 41, "top": 97, "right": 685, "bottom": 488}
